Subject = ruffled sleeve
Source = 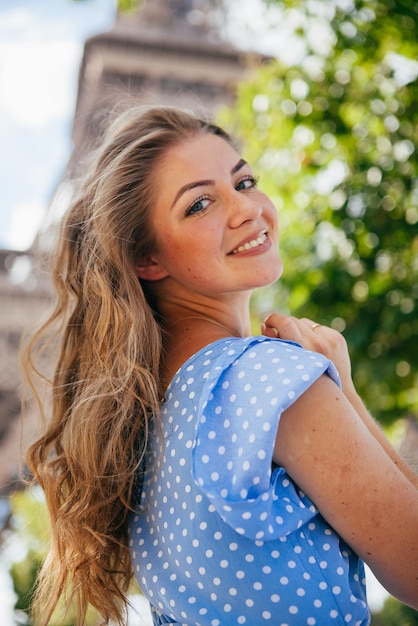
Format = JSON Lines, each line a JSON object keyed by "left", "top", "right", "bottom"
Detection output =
{"left": 192, "top": 336, "right": 340, "bottom": 541}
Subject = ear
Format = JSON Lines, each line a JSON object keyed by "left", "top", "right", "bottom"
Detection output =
{"left": 135, "top": 255, "right": 169, "bottom": 281}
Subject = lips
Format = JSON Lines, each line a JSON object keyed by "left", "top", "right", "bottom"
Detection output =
{"left": 230, "top": 230, "right": 267, "bottom": 255}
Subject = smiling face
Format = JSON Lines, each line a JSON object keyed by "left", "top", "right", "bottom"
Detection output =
{"left": 137, "top": 131, "right": 283, "bottom": 300}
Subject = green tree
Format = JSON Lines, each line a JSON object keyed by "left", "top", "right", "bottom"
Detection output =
{"left": 221, "top": 0, "right": 418, "bottom": 426}
{"left": 116, "top": 0, "right": 141, "bottom": 11}
{"left": 371, "top": 595, "right": 418, "bottom": 626}
{"left": 8, "top": 488, "right": 101, "bottom": 625}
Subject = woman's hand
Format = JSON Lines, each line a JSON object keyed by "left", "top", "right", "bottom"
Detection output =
{"left": 262, "top": 312, "right": 355, "bottom": 398}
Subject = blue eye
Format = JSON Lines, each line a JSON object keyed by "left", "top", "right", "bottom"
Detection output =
{"left": 235, "top": 175, "right": 258, "bottom": 191}
{"left": 185, "top": 196, "right": 210, "bottom": 216}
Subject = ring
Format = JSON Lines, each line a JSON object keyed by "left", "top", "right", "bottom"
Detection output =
{"left": 311, "top": 323, "right": 321, "bottom": 331}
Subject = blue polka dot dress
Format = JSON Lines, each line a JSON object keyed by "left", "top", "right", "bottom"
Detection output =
{"left": 129, "top": 337, "right": 370, "bottom": 625}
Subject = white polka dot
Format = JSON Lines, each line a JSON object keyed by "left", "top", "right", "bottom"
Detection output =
{"left": 129, "top": 338, "right": 362, "bottom": 623}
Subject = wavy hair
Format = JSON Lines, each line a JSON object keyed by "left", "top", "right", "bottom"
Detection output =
{"left": 22, "top": 105, "right": 233, "bottom": 625}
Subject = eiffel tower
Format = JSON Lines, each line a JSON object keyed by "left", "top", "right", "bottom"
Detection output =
{"left": 0, "top": 0, "right": 257, "bottom": 494}
{"left": 69, "top": 0, "right": 253, "bottom": 173}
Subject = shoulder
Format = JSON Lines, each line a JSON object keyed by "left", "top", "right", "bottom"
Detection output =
{"left": 196, "top": 335, "right": 340, "bottom": 400}
{"left": 175, "top": 335, "right": 339, "bottom": 380}
{"left": 165, "top": 335, "right": 340, "bottom": 409}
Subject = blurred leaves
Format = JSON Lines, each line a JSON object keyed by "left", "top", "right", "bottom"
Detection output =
{"left": 371, "top": 595, "right": 418, "bottom": 625}
{"left": 8, "top": 488, "right": 100, "bottom": 625}
{"left": 221, "top": 0, "right": 418, "bottom": 425}
{"left": 116, "top": 0, "right": 142, "bottom": 11}
{"left": 8, "top": 488, "right": 49, "bottom": 620}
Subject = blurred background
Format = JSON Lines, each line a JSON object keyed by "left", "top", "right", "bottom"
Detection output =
{"left": 0, "top": 0, "right": 417, "bottom": 623}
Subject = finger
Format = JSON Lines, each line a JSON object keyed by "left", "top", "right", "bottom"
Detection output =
{"left": 263, "top": 312, "right": 292, "bottom": 333}
{"left": 300, "top": 317, "right": 323, "bottom": 332}
{"left": 264, "top": 314, "right": 305, "bottom": 342}
{"left": 261, "top": 322, "right": 278, "bottom": 338}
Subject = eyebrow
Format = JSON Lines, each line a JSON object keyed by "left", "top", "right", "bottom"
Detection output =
{"left": 170, "top": 158, "right": 248, "bottom": 209}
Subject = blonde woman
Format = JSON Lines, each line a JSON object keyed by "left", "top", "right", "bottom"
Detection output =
{"left": 23, "top": 106, "right": 418, "bottom": 625}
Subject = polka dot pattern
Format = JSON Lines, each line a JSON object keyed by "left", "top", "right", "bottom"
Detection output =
{"left": 129, "top": 337, "right": 370, "bottom": 625}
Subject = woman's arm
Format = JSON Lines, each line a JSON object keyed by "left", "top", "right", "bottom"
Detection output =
{"left": 263, "top": 313, "right": 418, "bottom": 608}
{"left": 275, "top": 374, "right": 418, "bottom": 610}
{"left": 263, "top": 313, "right": 418, "bottom": 488}
{"left": 342, "top": 384, "right": 418, "bottom": 489}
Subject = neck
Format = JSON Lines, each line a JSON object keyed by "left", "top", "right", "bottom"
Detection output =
{"left": 166, "top": 315, "right": 242, "bottom": 338}
{"left": 155, "top": 296, "right": 252, "bottom": 390}
{"left": 158, "top": 300, "right": 252, "bottom": 339}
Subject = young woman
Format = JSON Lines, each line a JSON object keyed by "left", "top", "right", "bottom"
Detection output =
{"left": 23, "top": 106, "right": 418, "bottom": 626}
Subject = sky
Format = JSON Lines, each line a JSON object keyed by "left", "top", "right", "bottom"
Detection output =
{"left": 0, "top": 0, "right": 116, "bottom": 251}
{"left": 0, "top": 0, "right": 319, "bottom": 252}
{"left": 0, "top": 0, "right": 319, "bottom": 253}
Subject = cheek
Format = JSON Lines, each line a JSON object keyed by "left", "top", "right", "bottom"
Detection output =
{"left": 153, "top": 215, "right": 222, "bottom": 278}
{"left": 155, "top": 231, "right": 199, "bottom": 277}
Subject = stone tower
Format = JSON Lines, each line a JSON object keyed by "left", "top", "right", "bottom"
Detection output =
{"left": 0, "top": 0, "right": 259, "bottom": 494}
{"left": 68, "top": 0, "right": 255, "bottom": 172}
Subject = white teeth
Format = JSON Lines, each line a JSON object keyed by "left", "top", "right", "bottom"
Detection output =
{"left": 232, "top": 231, "right": 267, "bottom": 254}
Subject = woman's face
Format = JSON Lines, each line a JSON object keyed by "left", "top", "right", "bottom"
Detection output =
{"left": 141, "top": 132, "right": 282, "bottom": 298}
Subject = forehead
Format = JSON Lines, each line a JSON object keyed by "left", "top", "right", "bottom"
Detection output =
{"left": 155, "top": 132, "right": 241, "bottom": 180}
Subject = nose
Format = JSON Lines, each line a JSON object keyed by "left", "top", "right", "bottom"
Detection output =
{"left": 227, "top": 194, "right": 262, "bottom": 228}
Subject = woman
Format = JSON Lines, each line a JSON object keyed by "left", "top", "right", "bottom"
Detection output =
{"left": 23, "top": 105, "right": 418, "bottom": 626}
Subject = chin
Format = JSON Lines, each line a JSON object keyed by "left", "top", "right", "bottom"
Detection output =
{"left": 262, "top": 260, "right": 283, "bottom": 285}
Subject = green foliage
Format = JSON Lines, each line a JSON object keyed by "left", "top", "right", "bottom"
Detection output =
{"left": 221, "top": 0, "right": 418, "bottom": 425}
{"left": 8, "top": 488, "right": 100, "bottom": 625}
{"left": 8, "top": 488, "right": 48, "bottom": 621}
{"left": 10, "top": 549, "right": 42, "bottom": 614}
{"left": 8, "top": 487, "right": 143, "bottom": 624}
{"left": 117, "top": 0, "right": 142, "bottom": 12}
{"left": 10, "top": 487, "right": 50, "bottom": 559}
{"left": 371, "top": 596, "right": 418, "bottom": 625}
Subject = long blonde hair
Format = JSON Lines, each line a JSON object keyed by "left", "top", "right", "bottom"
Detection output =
{"left": 22, "top": 106, "right": 233, "bottom": 625}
